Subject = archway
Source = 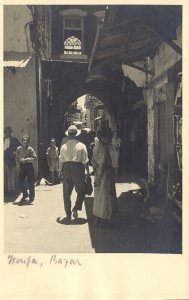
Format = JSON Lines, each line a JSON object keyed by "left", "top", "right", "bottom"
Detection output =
{"left": 40, "top": 59, "right": 146, "bottom": 178}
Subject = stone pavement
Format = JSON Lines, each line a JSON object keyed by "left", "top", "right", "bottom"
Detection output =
{"left": 4, "top": 177, "right": 182, "bottom": 253}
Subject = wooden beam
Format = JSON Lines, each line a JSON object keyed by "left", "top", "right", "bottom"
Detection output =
{"left": 121, "top": 54, "right": 148, "bottom": 63}
{"left": 94, "top": 54, "right": 119, "bottom": 65}
{"left": 98, "top": 39, "right": 123, "bottom": 50}
{"left": 103, "top": 19, "right": 143, "bottom": 34}
{"left": 95, "top": 46, "right": 120, "bottom": 60}
{"left": 100, "top": 31, "right": 129, "bottom": 41}
{"left": 125, "top": 37, "right": 160, "bottom": 52}
{"left": 119, "top": 26, "right": 138, "bottom": 56}
{"left": 163, "top": 39, "right": 182, "bottom": 56}
{"left": 129, "top": 100, "right": 145, "bottom": 111}
{"left": 145, "top": 24, "right": 182, "bottom": 55}
{"left": 128, "top": 30, "right": 157, "bottom": 43}
{"left": 98, "top": 33, "right": 130, "bottom": 49}
{"left": 121, "top": 44, "right": 158, "bottom": 62}
{"left": 123, "top": 62, "right": 154, "bottom": 76}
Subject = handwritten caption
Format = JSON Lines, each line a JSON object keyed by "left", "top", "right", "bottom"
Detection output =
{"left": 7, "top": 254, "right": 82, "bottom": 268}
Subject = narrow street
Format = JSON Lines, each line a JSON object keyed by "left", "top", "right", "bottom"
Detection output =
{"left": 2, "top": 4, "right": 186, "bottom": 300}
{"left": 4, "top": 5, "right": 183, "bottom": 256}
{"left": 4, "top": 176, "right": 181, "bottom": 254}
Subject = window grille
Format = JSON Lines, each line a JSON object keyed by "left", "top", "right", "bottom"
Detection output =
{"left": 64, "top": 36, "right": 81, "bottom": 55}
{"left": 63, "top": 16, "right": 83, "bottom": 55}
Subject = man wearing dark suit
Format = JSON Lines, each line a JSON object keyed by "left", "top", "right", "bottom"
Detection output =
{"left": 4, "top": 126, "right": 21, "bottom": 196}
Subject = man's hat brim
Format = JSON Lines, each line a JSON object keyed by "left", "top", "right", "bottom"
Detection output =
{"left": 65, "top": 129, "right": 81, "bottom": 137}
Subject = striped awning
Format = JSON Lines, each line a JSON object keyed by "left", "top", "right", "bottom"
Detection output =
{"left": 4, "top": 52, "right": 32, "bottom": 68}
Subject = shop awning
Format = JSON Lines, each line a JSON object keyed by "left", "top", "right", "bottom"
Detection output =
{"left": 4, "top": 52, "right": 32, "bottom": 68}
{"left": 86, "top": 5, "right": 181, "bottom": 116}
{"left": 89, "top": 5, "right": 182, "bottom": 70}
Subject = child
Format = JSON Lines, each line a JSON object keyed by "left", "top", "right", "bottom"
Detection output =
{"left": 46, "top": 138, "right": 59, "bottom": 184}
{"left": 16, "top": 134, "right": 37, "bottom": 204}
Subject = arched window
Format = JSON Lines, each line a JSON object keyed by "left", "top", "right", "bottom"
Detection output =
{"left": 64, "top": 36, "right": 81, "bottom": 55}
{"left": 60, "top": 9, "right": 87, "bottom": 55}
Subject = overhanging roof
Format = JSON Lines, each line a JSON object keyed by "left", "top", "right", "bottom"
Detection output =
{"left": 89, "top": 5, "right": 182, "bottom": 70}
{"left": 4, "top": 52, "right": 32, "bottom": 68}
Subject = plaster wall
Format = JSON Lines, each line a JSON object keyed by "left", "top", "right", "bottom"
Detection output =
{"left": 4, "top": 5, "right": 33, "bottom": 52}
{"left": 122, "top": 64, "right": 147, "bottom": 87}
{"left": 4, "top": 56, "right": 38, "bottom": 173}
{"left": 153, "top": 24, "right": 182, "bottom": 79}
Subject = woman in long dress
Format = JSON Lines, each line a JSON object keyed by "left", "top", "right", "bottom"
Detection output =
{"left": 92, "top": 127, "right": 118, "bottom": 227}
{"left": 110, "top": 130, "right": 122, "bottom": 175}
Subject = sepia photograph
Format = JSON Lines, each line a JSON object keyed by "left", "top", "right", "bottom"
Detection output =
{"left": 3, "top": 4, "right": 182, "bottom": 254}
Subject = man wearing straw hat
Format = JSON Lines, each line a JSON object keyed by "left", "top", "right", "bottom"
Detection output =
{"left": 58, "top": 125, "right": 89, "bottom": 224}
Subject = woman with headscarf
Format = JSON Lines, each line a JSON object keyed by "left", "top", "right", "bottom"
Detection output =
{"left": 92, "top": 127, "right": 118, "bottom": 227}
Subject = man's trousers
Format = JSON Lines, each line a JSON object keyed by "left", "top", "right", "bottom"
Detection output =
{"left": 19, "top": 164, "right": 35, "bottom": 199}
{"left": 62, "top": 162, "right": 86, "bottom": 218}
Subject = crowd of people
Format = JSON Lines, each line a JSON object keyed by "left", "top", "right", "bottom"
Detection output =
{"left": 4, "top": 122, "right": 122, "bottom": 227}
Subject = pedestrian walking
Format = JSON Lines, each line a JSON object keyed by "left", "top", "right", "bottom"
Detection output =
{"left": 77, "top": 128, "right": 91, "bottom": 159}
{"left": 92, "top": 126, "right": 118, "bottom": 227}
{"left": 15, "top": 134, "right": 37, "bottom": 204}
{"left": 88, "top": 130, "right": 96, "bottom": 163}
{"left": 96, "top": 118, "right": 112, "bottom": 138}
{"left": 110, "top": 130, "right": 122, "bottom": 175}
{"left": 35, "top": 142, "right": 49, "bottom": 186}
{"left": 46, "top": 138, "right": 59, "bottom": 184}
{"left": 58, "top": 125, "right": 89, "bottom": 224}
{"left": 88, "top": 130, "right": 97, "bottom": 175}
{"left": 4, "top": 126, "right": 21, "bottom": 196}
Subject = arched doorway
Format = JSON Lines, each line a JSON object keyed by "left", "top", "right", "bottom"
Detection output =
{"left": 40, "top": 59, "right": 147, "bottom": 178}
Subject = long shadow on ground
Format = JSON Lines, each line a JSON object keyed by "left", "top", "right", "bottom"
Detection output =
{"left": 4, "top": 191, "right": 20, "bottom": 204}
{"left": 84, "top": 190, "right": 182, "bottom": 253}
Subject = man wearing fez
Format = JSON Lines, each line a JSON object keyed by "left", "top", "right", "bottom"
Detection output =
{"left": 4, "top": 126, "right": 20, "bottom": 196}
{"left": 58, "top": 125, "right": 89, "bottom": 224}
{"left": 15, "top": 134, "right": 37, "bottom": 204}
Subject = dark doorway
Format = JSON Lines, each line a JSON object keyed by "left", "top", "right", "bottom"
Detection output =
{"left": 120, "top": 105, "right": 148, "bottom": 179}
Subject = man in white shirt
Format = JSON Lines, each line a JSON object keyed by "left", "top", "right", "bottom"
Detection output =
{"left": 59, "top": 125, "right": 89, "bottom": 223}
